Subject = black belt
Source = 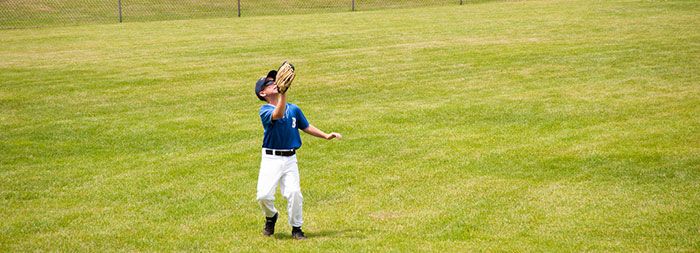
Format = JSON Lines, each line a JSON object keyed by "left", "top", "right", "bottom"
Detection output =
{"left": 265, "top": 149, "right": 296, "bottom": 156}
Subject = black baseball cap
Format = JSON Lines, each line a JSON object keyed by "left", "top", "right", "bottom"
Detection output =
{"left": 254, "top": 70, "right": 277, "bottom": 101}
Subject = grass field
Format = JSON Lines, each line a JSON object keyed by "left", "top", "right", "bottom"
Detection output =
{"left": 0, "top": 0, "right": 481, "bottom": 28}
{"left": 1, "top": 0, "right": 699, "bottom": 251}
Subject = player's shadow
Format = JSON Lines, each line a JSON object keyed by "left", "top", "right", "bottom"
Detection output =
{"left": 308, "top": 229, "right": 357, "bottom": 238}
{"left": 273, "top": 229, "right": 366, "bottom": 240}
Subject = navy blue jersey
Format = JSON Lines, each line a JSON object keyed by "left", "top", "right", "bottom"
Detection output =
{"left": 259, "top": 103, "right": 310, "bottom": 149}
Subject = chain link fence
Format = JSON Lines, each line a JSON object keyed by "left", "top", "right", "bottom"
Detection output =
{"left": 0, "top": 0, "right": 484, "bottom": 29}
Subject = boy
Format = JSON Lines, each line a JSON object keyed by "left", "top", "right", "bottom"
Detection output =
{"left": 254, "top": 70, "right": 342, "bottom": 240}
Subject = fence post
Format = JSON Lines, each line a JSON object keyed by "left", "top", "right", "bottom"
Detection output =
{"left": 351, "top": 0, "right": 355, "bottom": 11}
{"left": 117, "top": 0, "right": 123, "bottom": 22}
{"left": 237, "top": 0, "right": 241, "bottom": 17}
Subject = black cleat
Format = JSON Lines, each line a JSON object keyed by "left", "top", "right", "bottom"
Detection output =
{"left": 291, "top": 226, "right": 306, "bottom": 240}
{"left": 262, "top": 213, "right": 278, "bottom": 236}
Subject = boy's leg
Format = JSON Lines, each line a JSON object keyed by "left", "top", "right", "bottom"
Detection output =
{"left": 257, "top": 154, "right": 283, "bottom": 218}
{"left": 280, "top": 156, "right": 303, "bottom": 228}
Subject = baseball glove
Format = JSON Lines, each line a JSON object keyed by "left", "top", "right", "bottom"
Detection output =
{"left": 275, "top": 61, "right": 295, "bottom": 94}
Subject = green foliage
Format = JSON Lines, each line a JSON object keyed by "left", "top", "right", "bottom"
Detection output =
{"left": 1, "top": 0, "right": 699, "bottom": 251}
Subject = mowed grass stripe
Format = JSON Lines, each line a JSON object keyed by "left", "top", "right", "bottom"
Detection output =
{"left": 1, "top": 0, "right": 699, "bottom": 251}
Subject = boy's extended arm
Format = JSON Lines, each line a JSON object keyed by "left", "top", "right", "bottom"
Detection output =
{"left": 271, "top": 93, "right": 287, "bottom": 120}
{"left": 302, "top": 125, "right": 342, "bottom": 140}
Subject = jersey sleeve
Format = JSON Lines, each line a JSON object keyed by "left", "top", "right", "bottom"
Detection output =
{"left": 295, "top": 106, "right": 310, "bottom": 130}
{"left": 259, "top": 105, "right": 274, "bottom": 126}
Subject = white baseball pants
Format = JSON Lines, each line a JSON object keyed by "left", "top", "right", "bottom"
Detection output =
{"left": 256, "top": 149, "right": 303, "bottom": 227}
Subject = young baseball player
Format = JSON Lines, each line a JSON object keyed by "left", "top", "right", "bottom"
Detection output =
{"left": 254, "top": 70, "right": 342, "bottom": 240}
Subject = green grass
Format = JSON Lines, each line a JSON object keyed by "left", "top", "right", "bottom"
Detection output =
{"left": 1, "top": 0, "right": 699, "bottom": 251}
{"left": 0, "top": 0, "right": 483, "bottom": 28}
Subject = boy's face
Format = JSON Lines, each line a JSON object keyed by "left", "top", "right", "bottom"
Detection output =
{"left": 260, "top": 78, "right": 278, "bottom": 98}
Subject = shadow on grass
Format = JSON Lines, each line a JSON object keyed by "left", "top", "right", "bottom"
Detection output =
{"left": 272, "top": 229, "right": 366, "bottom": 240}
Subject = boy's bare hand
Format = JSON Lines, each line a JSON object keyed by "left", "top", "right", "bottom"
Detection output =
{"left": 326, "top": 133, "right": 342, "bottom": 140}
